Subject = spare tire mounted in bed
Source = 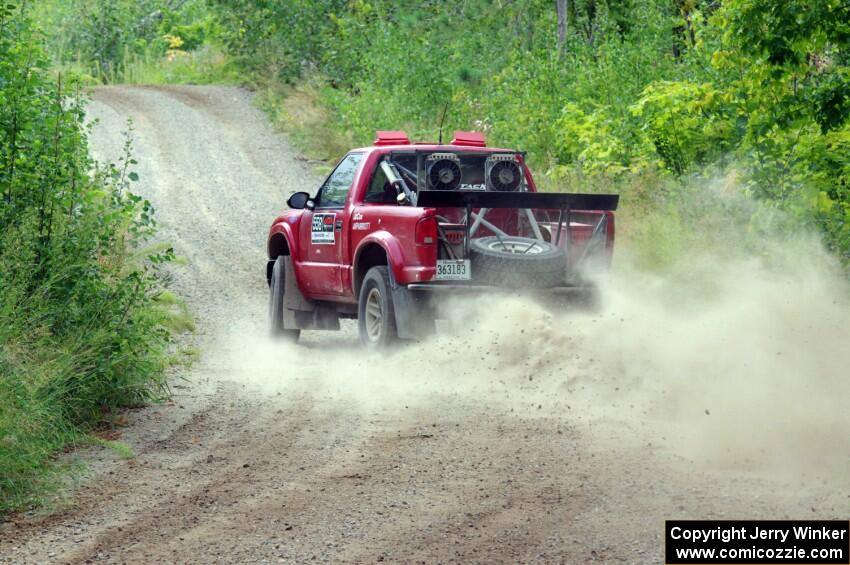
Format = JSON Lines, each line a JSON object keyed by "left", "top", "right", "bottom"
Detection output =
{"left": 468, "top": 236, "right": 567, "bottom": 288}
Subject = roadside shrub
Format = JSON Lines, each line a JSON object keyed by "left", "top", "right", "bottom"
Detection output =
{"left": 0, "top": 3, "right": 172, "bottom": 512}
{"left": 33, "top": 0, "right": 226, "bottom": 84}
{"left": 206, "top": 0, "right": 850, "bottom": 265}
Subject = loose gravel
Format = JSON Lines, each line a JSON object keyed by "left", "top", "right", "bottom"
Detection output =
{"left": 0, "top": 86, "right": 845, "bottom": 565}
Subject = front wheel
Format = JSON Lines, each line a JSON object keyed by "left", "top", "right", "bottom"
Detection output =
{"left": 269, "top": 256, "right": 300, "bottom": 342}
{"left": 358, "top": 266, "right": 398, "bottom": 348}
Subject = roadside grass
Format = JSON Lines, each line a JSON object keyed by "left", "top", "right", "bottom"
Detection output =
{"left": 154, "top": 291, "right": 195, "bottom": 334}
{"left": 119, "top": 45, "right": 239, "bottom": 86}
{"left": 1, "top": 312, "right": 195, "bottom": 515}
{"left": 0, "top": 363, "right": 76, "bottom": 513}
{"left": 253, "top": 74, "right": 353, "bottom": 173}
{"left": 172, "top": 346, "right": 201, "bottom": 369}
{"left": 1, "top": 2, "right": 208, "bottom": 517}
{"left": 0, "top": 234, "right": 195, "bottom": 514}
{"left": 32, "top": 0, "right": 237, "bottom": 87}
{"left": 85, "top": 436, "right": 135, "bottom": 460}
{"left": 52, "top": 45, "right": 239, "bottom": 87}
{"left": 0, "top": 321, "right": 171, "bottom": 514}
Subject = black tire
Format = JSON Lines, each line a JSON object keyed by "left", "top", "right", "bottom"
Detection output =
{"left": 469, "top": 236, "right": 566, "bottom": 288}
{"left": 269, "top": 256, "right": 300, "bottom": 342}
{"left": 358, "top": 266, "right": 398, "bottom": 348}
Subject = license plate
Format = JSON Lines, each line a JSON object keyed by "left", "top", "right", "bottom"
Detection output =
{"left": 435, "top": 259, "right": 471, "bottom": 281}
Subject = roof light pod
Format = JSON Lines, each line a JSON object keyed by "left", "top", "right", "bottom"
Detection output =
{"left": 449, "top": 131, "right": 486, "bottom": 147}
{"left": 374, "top": 131, "right": 411, "bottom": 146}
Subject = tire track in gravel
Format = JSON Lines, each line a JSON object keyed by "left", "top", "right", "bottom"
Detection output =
{"left": 58, "top": 397, "right": 323, "bottom": 563}
{"left": 1, "top": 85, "right": 846, "bottom": 565}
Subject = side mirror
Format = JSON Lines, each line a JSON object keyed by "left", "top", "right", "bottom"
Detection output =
{"left": 287, "top": 191, "right": 313, "bottom": 210}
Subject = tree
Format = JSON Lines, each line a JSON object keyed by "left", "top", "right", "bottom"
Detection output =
{"left": 556, "top": 0, "right": 569, "bottom": 53}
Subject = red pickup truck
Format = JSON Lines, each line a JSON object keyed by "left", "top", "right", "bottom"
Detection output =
{"left": 267, "top": 131, "right": 618, "bottom": 347}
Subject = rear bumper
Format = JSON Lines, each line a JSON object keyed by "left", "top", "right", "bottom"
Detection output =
{"left": 407, "top": 282, "right": 585, "bottom": 292}
{"left": 406, "top": 282, "right": 598, "bottom": 305}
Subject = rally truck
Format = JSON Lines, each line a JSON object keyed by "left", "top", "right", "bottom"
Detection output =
{"left": 266, "top": 130, "right": 618, "bottom": 347}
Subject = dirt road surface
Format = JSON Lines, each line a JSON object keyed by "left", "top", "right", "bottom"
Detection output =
{"left": 1, "top": 86, "right": 846, "bottom": 564}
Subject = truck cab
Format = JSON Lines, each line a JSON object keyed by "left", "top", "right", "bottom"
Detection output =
{"left": 267, "top": 131, "right": 618, "bottom": 347}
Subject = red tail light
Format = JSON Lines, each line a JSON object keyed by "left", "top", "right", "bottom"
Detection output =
{"left": 415, "top": 216, "right": 438, "bottom": 246}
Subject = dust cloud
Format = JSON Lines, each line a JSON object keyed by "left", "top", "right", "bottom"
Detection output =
{"left": 575, "top": 250, "right": 850, "bottom": 476}
{"left": 218, "top": 186, "right": 849, "bottom": 480}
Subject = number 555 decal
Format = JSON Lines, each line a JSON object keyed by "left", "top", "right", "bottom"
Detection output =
{"left": 311, "top": 213, "right": 336, "bottom": 244}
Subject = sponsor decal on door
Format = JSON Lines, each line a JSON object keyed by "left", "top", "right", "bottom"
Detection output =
{"left": 311, "top": 213, "right": 336, "bottom": 244}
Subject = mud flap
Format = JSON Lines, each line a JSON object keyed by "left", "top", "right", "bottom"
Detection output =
{"left": 293, "top": 307, "right": 340, "bottom": 331}
{"left": 282, "top": 257, "right": 312, "bottom": 312}
{"left": 280, "top": 256, "right": 339, "bottom": 330}
{"left": 388, "top": 268, "right": 434, "bottom": 340}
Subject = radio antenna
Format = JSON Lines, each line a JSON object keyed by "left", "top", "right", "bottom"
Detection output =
{"left": 438, "top": 101, "right": 450, "bottom": 145}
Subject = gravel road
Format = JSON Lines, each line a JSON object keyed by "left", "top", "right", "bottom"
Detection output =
{"left": 1, "top": 86, "right": 846, "bottom": 564}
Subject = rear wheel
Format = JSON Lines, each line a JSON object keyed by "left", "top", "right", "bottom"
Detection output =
{"left": 269, "top": 256, "right": 300, "bottom": 342}
{"left": 358, "top": 266, "right": 398, "bottom": 348}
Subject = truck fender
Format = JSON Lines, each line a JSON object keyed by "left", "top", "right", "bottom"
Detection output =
{"left": 268, "top": 220, "right": 300, "bottom": 261}
{"left": 352, "top": 231, "right": 407, "bottom": 292}
{"left": 267, "top": 220, "right": 301, "bottom": 285}
{"left": 354, "top": 233, "right": 433, "bottom": 340}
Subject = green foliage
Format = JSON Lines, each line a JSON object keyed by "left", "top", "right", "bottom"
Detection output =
{"left": 631, "top": 81, "right": 737, "bottom": 174}
{"left": 209, "top": 0, "right": 347, "bottom": 79}
{"left": 1, "top": 3, "right": 172, "bottom": 512}
{"left": 714, "top": 0, "right": 850, "bottom": 68}
{"left": 33, "top": 0, "right": 231, "bottom": 84}
{"left": 86, "top": 436, "right": 135, "bottom": 459}
{"left": 117, "top": 44, "right": 238, "bottom": 86}
{"left": 206, "top": 0, "right": 850, "bottom": 263}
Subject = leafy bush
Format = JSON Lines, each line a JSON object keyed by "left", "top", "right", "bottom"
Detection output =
{"left": 0, "top": 3, "right": 172, "bottom": 512}
{"left": 207, "top": 0, "right": 850, "bottom": 264}
{"left": 33, "top": 0, "right": 228, "bottom": 83}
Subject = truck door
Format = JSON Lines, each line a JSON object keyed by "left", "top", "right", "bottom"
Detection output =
{"left": 298, "top": 152, "right": 363, "bottom": 296}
